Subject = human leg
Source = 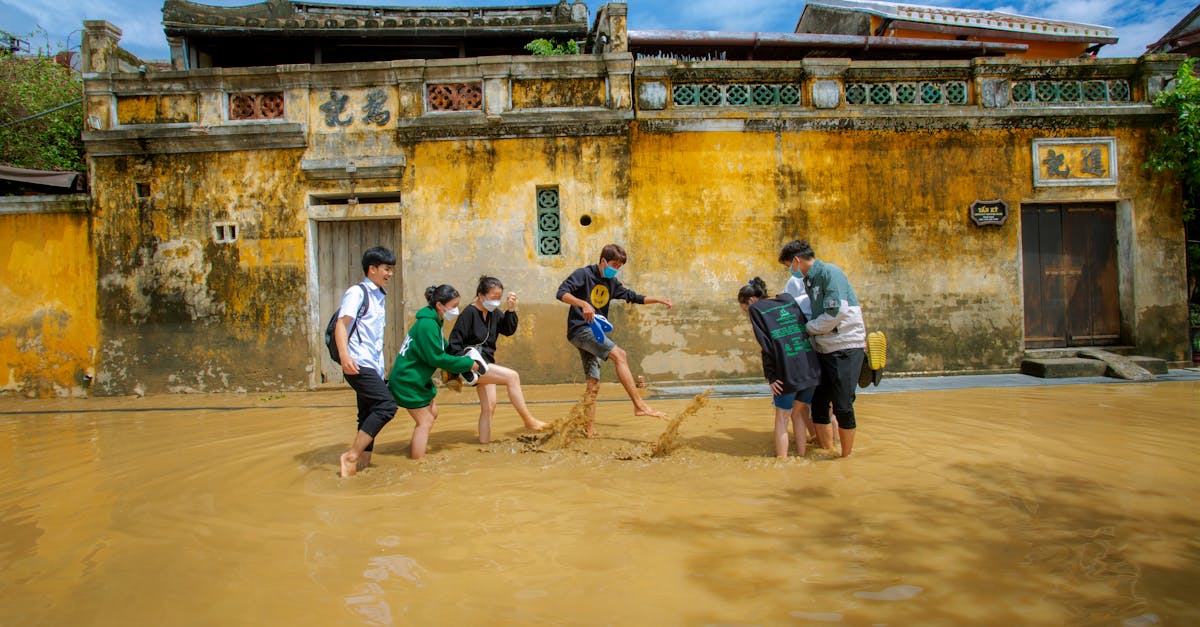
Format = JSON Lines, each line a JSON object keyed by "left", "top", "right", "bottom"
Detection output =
{"left": 342, "top": 369, "right": 397, "bottom": 476}
{"left": 475, "top": 364, "right": 547, "bottom": 432}
{"left": 570, "top": 333, "right": 606, "bottom": 436}
{"left": 791, "top": 386, "right": 815, "bottom": 454}
{"left": 792, "top": 405, "right": 811, "bottom": 454}
{"left": 810, "top": 364, "right": 836, "bottom": 451}
{"left": 608, "top": 346, "right": 665, "bottom": 418}
{"left": 774, "top": 407, "right": 792, "bottom": 458}
{"left": 408, "top": 404, "right": 437, "bottom": 460}
{"left": 583, "top": 377, "right": 600, "bottom": 437}
{"left": 772, "top": 391, "right": 798, "bottom": 458}
{"left": 476, "top": 383, "right": 496, "bottom": 444}
{"left": 826, "top": 348, "right": 865, "bottom": 457}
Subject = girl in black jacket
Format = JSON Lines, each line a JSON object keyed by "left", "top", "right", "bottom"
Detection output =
{"left": 448, "top": 276, "right": 547, "bottom": 443}
{"left": 738, "top": 277, "right": 822, "bottom": 458}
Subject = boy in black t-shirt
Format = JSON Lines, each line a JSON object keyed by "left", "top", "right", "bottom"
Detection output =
{"left": 556, "top": 244, "right": 673, "bottom": 435}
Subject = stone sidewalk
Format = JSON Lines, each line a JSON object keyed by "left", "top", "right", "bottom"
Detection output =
{"left": 646, "top": 368, "right": 1200, "bottom": 400}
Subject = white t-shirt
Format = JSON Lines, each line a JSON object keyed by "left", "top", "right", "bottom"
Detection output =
{"left": 339, "top": 279, "right": 388, "bottom": 378}
{"left": 784, "top": 275, "right": 812, "bottom": 319}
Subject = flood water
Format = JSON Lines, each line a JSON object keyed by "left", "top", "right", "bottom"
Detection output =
{"left": 2, "top": 381, "right": 1198, "bottom": 626}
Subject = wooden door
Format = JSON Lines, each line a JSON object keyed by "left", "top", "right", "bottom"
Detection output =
{"left": 316, "top": 219, "right": 404, "bottom": 384}
{"left": 1021, "top": 203, "right": 1119, "bottom": 349}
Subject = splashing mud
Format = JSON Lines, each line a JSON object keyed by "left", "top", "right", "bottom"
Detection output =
{"left": 649, "top": 388, "right": 711, "bottom": 457}
{"left": 519, "top": 391, "right": 596, "bottom": 451}
{"left": 613, "top": 388, "right": 712, "bottom": 460}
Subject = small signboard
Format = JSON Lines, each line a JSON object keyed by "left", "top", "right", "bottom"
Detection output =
{"left": 969, "top": 199, "right": 1008, "bottom": 226}
{"left": 1032, "top": 137, "right": 1118, "bottom": 187}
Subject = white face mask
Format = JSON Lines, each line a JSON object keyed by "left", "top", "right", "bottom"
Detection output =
{"left": 482, "top": 299, "right": 501, "bottom": 312}
{"left": 442, "top": 306, "right": 460, "bottom": 320}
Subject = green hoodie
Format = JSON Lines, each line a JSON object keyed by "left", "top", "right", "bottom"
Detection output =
{"left": 388, "top": 306, "right": 476, "bottom": 409}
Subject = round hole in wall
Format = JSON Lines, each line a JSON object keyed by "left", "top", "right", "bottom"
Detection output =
{"left": 579, "top": 215, "right": 593, "bottom": 227}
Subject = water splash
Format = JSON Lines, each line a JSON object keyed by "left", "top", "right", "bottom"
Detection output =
{"left": 649, "top": 388, "right": 712, "bottom": 458}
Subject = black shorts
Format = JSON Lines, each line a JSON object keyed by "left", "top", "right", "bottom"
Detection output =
{"left": 811, "top": 348, "right": 865, "bottom": 429}
{"left": 345, "top": 367, "right": 398, "bottom": 451}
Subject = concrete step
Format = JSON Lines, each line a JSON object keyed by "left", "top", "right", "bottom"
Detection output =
{"left": 1021, "top": 358, "right": 1108, "bottom": 378}
{"left": 1024, "top": 345, "right": 1134, "bottom": 359}
{"left": 1128, "top": 356, "right": 1169, "bottom": 375}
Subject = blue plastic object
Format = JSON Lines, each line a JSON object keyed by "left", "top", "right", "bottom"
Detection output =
{"left": 589, "top": 314, "right": 613, "bottom": 343}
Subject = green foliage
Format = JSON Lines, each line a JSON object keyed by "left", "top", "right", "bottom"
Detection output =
{"left": 1149, "top": 58, "right": 1200, "bottom": 307}
{"left": 524, "top": 38, "right": 580, "bottom": 56}
{"left": 0, "top": 49, "right": 85, "bottom": 172}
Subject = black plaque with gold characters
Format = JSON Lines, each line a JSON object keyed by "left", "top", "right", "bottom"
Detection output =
{"left": 969, "top": 199, "right": 1008, "bottom": 227}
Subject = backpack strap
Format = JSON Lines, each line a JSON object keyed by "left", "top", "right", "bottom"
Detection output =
{"left": 347, "top": 283, "right": 370, "bottom": 342}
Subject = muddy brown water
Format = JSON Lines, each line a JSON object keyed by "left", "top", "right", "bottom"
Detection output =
{"left": 2, "top": 382, "right": 1198, "bottom": 626}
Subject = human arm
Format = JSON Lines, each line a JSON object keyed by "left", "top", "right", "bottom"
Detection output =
{"left": 747, "top": 306, "right": 778, "bottom": 384}
{"left": 498, "top": 308, "right": 519, "bottom": 336}
{"left": 335, "top": 316, "right": 359, "bottom": 375}
{"left": 410, "top": 319, "right": 477, "bottom": 374}
{"left": 643, "top": 296, "right": 673, "bottom": 310}
{"left": 335, "top": 286, "right": 366, "bottom": 375}
{"left": 556, "top": 269, "right": 596, "bottom": 322}
{"left": 805, "top": 281, "right": 853, "bottom": 336}
{"left": 446, "top": 307, "right": 475, "bottom": 355}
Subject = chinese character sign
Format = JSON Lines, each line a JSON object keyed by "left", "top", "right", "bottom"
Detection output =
{"left": 1032, "top": 137, "right": 1118, "bottom": 187}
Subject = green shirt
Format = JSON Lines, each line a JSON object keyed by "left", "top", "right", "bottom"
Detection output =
{"left": 388, "top": 306, "right": 476, "bottom": 409}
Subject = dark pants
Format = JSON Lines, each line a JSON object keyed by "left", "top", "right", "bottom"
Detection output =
{"left": 344, "top": 367, "right": 398, "bottom": 452}
{"left": 812, "top": 348, "right": 865, "bottom": 430}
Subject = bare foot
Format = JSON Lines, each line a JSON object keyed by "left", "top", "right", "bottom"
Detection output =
{"left": 634, "top": 406, "right": 668, "bottom": 419}
{"left": 339, "top": 451, "right": 358, "bottom": 477}
{"left": 358, "top": 451, "right": 371, "bottom": 471}
{"left": 585, "top": 422, "right": 597, "bottom": 438}
{"left": 526, "top": 419, "right": 549, "bottom": 431}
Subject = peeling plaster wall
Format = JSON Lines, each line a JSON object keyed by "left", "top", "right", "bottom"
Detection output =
{"left": 0, "top": 210, "right": 98, "bottom": 397}
{"left": 618, "top": 125, "right": 1186, "bottom": 380}
{"left": 90, "top": 149, "right": 309, "bottom": 395}
{"left": 78, "top": 51, "right": 1188, "bottom": 394}
{"left": 394, "top": 135, "right": 633, "bottom": 383}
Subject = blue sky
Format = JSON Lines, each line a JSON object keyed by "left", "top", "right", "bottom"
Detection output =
{"left": 0, "top": 0, "right": 1189, "bottom": 60}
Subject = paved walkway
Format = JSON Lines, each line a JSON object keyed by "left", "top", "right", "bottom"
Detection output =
{"left": 648, "top": 367, "right": 1200, "bottom": 400}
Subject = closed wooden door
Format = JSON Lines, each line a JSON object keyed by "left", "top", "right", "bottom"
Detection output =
{"left": 1021, "top": 203, "right": 1120, "bottom": 348}
{"left": 317, "top": 219, "right": 404, "bottom": 384}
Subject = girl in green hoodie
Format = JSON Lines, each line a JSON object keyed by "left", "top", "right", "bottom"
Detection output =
{"left": 388, "top": 284, "right": 480, "bottom": 459}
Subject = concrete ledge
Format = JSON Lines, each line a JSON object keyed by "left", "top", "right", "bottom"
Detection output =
{"left": 0, "top": 194, "right": 90, "bottom": 215}
{"left": 1128, "top": 356, "right": 1169, "bottom": 375}
{"left": 1021, "top": 357, "right": 1108, "bottom": 378}
{"left": 84, "top": 122, "right": 307, "bottom": 156}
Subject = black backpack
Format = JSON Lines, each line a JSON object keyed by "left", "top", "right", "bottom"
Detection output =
{"left": 325, "top": 284, "right": 369, "bottom": 362}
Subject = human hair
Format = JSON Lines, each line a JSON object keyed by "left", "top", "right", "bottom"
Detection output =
{"left": 476, "top": 275, "right": 504, "bottom": 296}
{"left": 600, "top": 243, "right": 628, "bottom": 264}
{"left": 737, "top": 277, "right": 768, "bottom": 305}
{"left": 777, "top": 240, "right": 815, "bottom": 264}
{"left": 424, "top": 284, "right": 459, "bottom": 307}
{"left": 361, "top": 246, "right": 397, "bottom": 275}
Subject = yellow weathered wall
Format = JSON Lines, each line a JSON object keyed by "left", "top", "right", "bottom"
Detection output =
{"left": 512, "top": 78, "right": 607, "bottom": 108}
{"left": 0, "top": 211, "right": 97, "bottom": 396}
{"left": 618, "top": 124, "right": 1184, "bottom": 379}
{"left": 115, "top": 94, "right": 198, "bottom": 125}
{"left": 90, "top": 149, "right": 309, "bottom": 394}
{"left": 394, "top": 135, "right": 633, "bottom": 383}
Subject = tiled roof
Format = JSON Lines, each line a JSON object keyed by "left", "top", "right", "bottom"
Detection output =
{"left": 162, "top": 0, "right": 589, "bottom": 33}
{"left": 805, "top": 0, "right": 1116, "bottom": 42}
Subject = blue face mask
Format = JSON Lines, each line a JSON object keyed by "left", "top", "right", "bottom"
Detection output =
{"left": 788, "top": 260, "right": 804, "bottom": 279}
{"left": 602, "top": 264, "right": 619, "bottom": 279}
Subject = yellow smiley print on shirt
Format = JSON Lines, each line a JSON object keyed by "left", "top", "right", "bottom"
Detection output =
{"left": 590, "top": 284, "right": 610, "bottom": 309}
